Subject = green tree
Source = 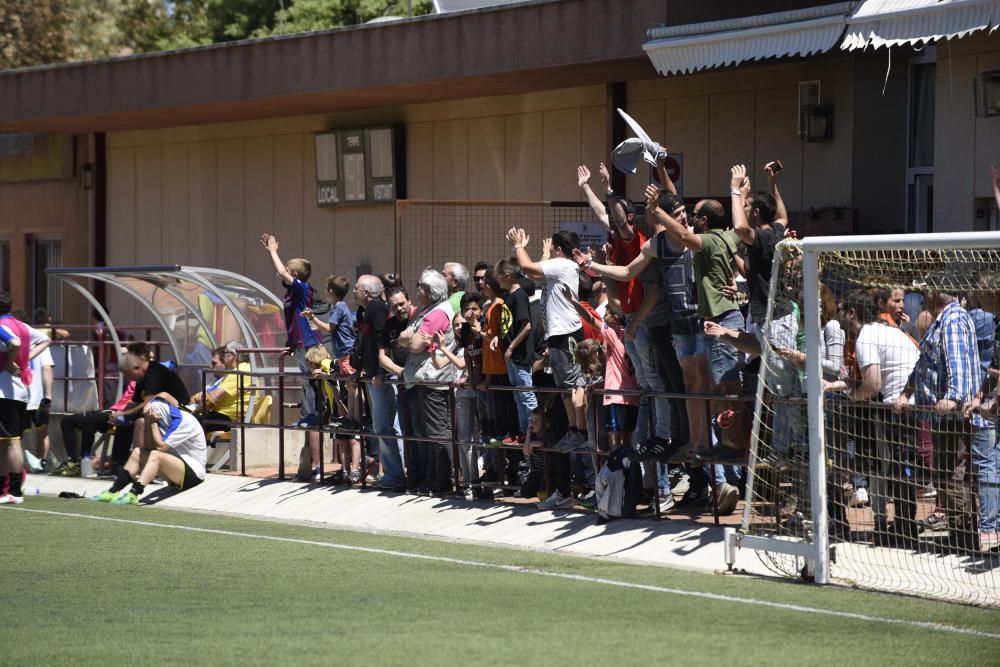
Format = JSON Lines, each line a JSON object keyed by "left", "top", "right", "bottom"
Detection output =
{"left": 0, "top": 0, "right": 68, "bottom": 69}
{"left": 263, "top": 0, "right": 432, "bottom": 37}
{"left": 115, "top": 0, "right": 213, "bottom": 53}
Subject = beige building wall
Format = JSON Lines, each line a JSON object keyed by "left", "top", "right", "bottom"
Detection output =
{"left": 625, "top": 56, "right": 857, "bottom": 211}
{"left": 0, "top": 136, "right": 93, "bottom": 323}
{"left": 105, "top": 85, "right": 611, "bottom": 324}
{"left": 935, "top": 33, "right": 1000, "bottom": 233}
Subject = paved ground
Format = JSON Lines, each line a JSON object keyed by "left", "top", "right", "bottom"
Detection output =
{"left": 25, "top": 472, "right": 772, "bottom": 577}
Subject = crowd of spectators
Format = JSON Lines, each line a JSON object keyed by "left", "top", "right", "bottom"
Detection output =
{"left": 2, "top": 155, "right": 999, "bottom": 556}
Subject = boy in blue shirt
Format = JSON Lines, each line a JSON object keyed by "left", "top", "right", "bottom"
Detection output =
{"left": 260, "top": 233, "right": 320, "bottom": 426}
{"left": 304, "top": 275, "right": 360, "bottom": 424}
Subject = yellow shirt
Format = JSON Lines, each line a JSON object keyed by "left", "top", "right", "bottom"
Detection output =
{"left": 212, "top": 361, "right": 253, "bottom": 421}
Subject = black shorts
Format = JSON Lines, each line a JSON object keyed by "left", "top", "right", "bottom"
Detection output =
{"left": 27, "top": 408, "right": 49, "bottom": 428}
{"left": 165, "top": 450, "right": 205, "bottom": 491}
{"left": 547, "top": 329, "right": 583, "bottom": 389}
{"left": 604, "top": 404, "right": 639, "bottom": 433}
{"left": 0, "top": 398, "right": 28, "bottom": 439}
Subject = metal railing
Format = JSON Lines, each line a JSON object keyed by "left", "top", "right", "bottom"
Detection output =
{"left": 206, "top": 347, "right": 755, "bottom": 523}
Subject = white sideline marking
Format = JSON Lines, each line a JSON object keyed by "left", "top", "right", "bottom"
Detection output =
{"left": 7, "top": 506, "right": 1000, "bottom": 640}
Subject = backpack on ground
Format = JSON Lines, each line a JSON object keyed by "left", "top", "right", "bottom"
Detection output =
{"left": 595, "top": 447, "right": 643, "bottom": 522}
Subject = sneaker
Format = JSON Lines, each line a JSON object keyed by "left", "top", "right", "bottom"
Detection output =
{"left": 692, "top": 446, "right": 747, "bottom": 466}
{"left": 55, "top": 461, "right": 82, "bottom": 477}
{"left": 633, "top": 436, "right": 679, "bottom": 462}
{"left": 920, "top": 484, "right": 937, "bottom": 499}
{"left": 373, "top": 476, "right": 405, "bottom": 491}
{"left": 89, "top": 490, "right": 118, "bottom": 503}
{"left": 111, "top": 492, "right": 139, "bottom": 506}
{"left": 714, "top": 482, "right": 740, "bottom": 515}
{"left": 576, "top": 490, "right": 596, "bottom": 511}
{"left": 310, "top": 466, "right": 322, "bottom": 483}
{"left": 670, "top": 472, "right": 690, "bottom": 497}
{"left": 677, "top": 485, "right": 709, "bottom": 507}
{"left": 657, "top": 490, "right": 676, "bottom": 512}
{"left": 537, "top": 489, "right": 571, "bottom": 510}
{"left": 0, "top": 494, "right": 24, "bottom": 505}
{"left": 326, "top": 470, "right": 349, "bottom": 485}
{"left": 919, "top": 512, "right": 949, "bottom": 532}
{"left": 464, "top": 486, "right": 477, "bottom": 501}
{"left": 501, "top": 434, "right": 524, "bottom": 446}
{"left": 347, "top": 470, "right": 362, "bottom": 485}
{"left": 980, "top": 531, "right": 1000, "bottom": 553}
{"left": 848, "top": 487, "right": 870, "bottom": 508}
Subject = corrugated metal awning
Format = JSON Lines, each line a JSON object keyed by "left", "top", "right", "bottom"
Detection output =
{"left": 642, "top": 3, "right": 854, "bottom": 76}
{"left": 842, "top": 0, "right": 1000, "bottom": 50}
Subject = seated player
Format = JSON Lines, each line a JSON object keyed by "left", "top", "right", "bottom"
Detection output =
{"left": 90, "top": 399, "right": 207, "bottom": 505}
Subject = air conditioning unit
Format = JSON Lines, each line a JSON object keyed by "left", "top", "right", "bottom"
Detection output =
{"left": 798, "top": 80, "right": 833, "bottom": 142}
{"left": 974, "top": 70, "right": 1000, "bottom": 117}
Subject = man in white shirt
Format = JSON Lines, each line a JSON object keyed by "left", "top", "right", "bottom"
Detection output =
{"left": 506, "top": 227, "right": 585, "bottom": 510}
{"left": 830, "top": 289, "right": 920, "bottom": 543}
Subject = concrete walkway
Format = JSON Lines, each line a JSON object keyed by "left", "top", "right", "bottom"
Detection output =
{"left": 25, "top": 473, "right": 773, "bottom": 577}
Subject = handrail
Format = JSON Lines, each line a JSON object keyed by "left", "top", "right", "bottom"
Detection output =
{"left": 206, "top": 359, "right": 755, "bottom": 522}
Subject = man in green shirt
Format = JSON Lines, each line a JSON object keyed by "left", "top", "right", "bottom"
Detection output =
{"left": 643, "top": 185, "right": 745, "bottom": 397}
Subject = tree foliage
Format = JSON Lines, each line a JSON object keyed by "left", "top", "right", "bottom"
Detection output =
{"left": 1, "top": 0, "right": 433, "bottom": 70}
{"left": 0, "top": 0, "right": 68, "bottom": 69}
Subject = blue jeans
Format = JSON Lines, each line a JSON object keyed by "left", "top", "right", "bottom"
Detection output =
{"left": 972, "top": 423, "right": 999, "bottom": 532}
{"left": 624, "top": 321, "right": 670, "bottom": 442}
{"left": 367, "top": 380, "right": 405, "bottom": 484}
{"left": 707, "top": 309, "right": 743, "bottom": 387}
{"left": 294, "top": 350, "right": 316, "bottom": 419}
{"left": 505, "top": 360, "right": 537, "bottom": 435}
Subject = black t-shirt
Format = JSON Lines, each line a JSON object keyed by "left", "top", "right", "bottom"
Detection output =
{"left": 356, "top": 299, "right": 389, "bottom": 377}
{"left": 503, "top": 287, "right": 534, "bottom": 366}
{"left": 381, "top": 311, "right": 413, "bottom": 372}
{"left": 136, "top": 362, "right": 190, "bottom": 405}
{"left": 747, "top": 222, "right": 789, "bottom": 325}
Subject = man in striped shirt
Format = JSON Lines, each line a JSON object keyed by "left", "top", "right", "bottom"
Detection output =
{"left": 895, "top": 290, "right": 982, "bottom": 548}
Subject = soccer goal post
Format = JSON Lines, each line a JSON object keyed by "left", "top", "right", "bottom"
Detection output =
{"left": 729, "top": 231, "right": 1000, "bottom": 606}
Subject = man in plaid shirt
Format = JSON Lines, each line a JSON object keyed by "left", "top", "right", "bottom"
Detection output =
{"left": 895, "top": 290, "right": 982, "bottom": 548}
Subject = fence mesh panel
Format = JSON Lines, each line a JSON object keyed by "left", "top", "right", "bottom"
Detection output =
{"left": 396, "top": 200, "right": 651, "bottom": 284}
{"left": 744, "top": 240, "right": 1000, "bottom": 606}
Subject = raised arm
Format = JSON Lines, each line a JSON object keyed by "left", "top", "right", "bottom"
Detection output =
{"left": 260, "top": 233, "right": 294, "bottom": 283}
{"left": 507, "top": 228, "right": 544, "bottom": 280}
{"left": 765, "top": 161, "right": 788, "bottom": 227}
{"left": 577, "top": 239, "right": 655, "bottom": 282}
{"left": 645, "top": 184, "right": 702, "bottom": 252}
{"left": 730, "top": 165, "right": 754, "bottom": 246}
{"left": 655, "top": 153, "right": 677, "bottom": 195}
{"left": 578, "top": 165, "right": 610, "bottom": 230}
{"left": 434, "top": 332, "right": 466, "bottom": 370}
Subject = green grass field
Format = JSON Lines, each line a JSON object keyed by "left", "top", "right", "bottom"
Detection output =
{"left": 2, "top": 496, "right": 999, "bottom": 665}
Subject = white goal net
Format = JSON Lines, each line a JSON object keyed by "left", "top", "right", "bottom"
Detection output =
{"left": 738, "top": 233, "right": 1000, "bottom": 607}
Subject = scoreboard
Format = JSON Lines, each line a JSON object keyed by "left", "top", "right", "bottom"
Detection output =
{"left": 315, "top": 126, "right": 404, "bottom": 207}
